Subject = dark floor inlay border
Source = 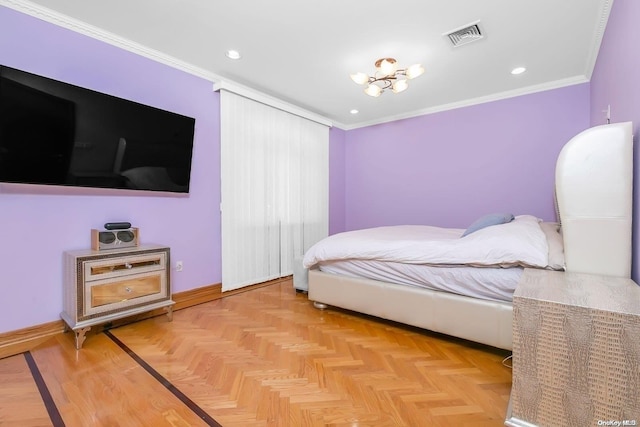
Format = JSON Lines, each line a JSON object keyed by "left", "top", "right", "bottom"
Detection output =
{"left": 104, "top": 330, "right": 222, "bottom": 427}
{"left": 24, "top": 351, "right": 65, "bottom": 427}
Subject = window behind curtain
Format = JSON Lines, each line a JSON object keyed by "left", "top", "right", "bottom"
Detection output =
{"left": 220, "top": 91, "right": 329, "bottom": 291}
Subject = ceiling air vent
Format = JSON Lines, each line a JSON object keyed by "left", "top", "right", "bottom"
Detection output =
{"left": 446, "top": 22, "right": 484, "bottom": 47}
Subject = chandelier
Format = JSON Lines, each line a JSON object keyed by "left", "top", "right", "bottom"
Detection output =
{"left": 350, "top": 58, "right": 425, "bottom": 97}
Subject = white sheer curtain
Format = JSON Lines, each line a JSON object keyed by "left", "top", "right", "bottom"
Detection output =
{"left": 220, "top": 91, "right": 329, "bottom": 291}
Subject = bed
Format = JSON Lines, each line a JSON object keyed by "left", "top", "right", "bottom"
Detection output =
{"left": 301, "top": 121, "right": 633, "bottom": 350}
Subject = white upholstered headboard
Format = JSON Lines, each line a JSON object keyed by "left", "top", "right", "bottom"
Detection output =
{"left": 555, "top": 121, "right": 633, "bottom": 278}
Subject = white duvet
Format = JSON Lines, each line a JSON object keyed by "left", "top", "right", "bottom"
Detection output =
{"left": 303, "top": 215, "right": 549, "bottom": 269}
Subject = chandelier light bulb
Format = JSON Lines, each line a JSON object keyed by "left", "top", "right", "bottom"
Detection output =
{"left": 350, "top": 72, "right": 369, "bottom": 85}
{"left": 406, "top": 64, "right": 425, "bottom": 79}
{"left": 378, "top": 58, "right": 397, "bottom": 76}
{"left": 364, "top": 84, "right": 382, "bottom": 97}
{"left": 392, "top": 79, "right": 408, "bottom": 93}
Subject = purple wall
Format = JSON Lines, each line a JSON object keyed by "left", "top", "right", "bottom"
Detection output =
{"left": 590, "top": 0, "right": 640, "bottom": 282}
{"left": 0, "top": 7, "right": 221, "bottom": 333}
{"left": 328, "top": 127, "right": 346, "bottom": 234}
{"left": 344, "top": 85, "right": 591, "bottom": 231}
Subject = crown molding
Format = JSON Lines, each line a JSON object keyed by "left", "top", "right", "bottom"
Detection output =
{"left": 213, "top": 81, "right": 332, "bottom": 127}
{"left": 584, "top": 0, "right": 614, "bottom": 80}
{"left": 341, "top": 75, "right": 590, "bottom": 130}
{"left": 0, "top": 0, "right": 220, "bottom": 82}
{"left": 2, "top": 0, "right": 334, "bottom": 128}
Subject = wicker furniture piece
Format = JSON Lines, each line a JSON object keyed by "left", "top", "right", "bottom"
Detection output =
{"left": 506, "top": 268, "right": 640, "bottom": 426}
{"left": 61, "top": 244, "right": 174, "bottom": 349}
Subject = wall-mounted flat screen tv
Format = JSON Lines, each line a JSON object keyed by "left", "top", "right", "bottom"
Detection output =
{"left": 0, "top": 64, "right": 195, "bottom": 194}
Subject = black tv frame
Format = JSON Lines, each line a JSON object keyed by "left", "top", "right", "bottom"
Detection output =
{"left": 0, "top": 64, "right": 196, "bottom": 196}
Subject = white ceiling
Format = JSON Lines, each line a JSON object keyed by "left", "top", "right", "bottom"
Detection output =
{"left": 6, "top": 0, "right": 612, "bottom": 129}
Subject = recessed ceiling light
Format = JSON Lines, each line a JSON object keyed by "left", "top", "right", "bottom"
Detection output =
{"left": 350, "top": 109, "right": 359, "bottom": 114}
{"left": 511, "top": 67, "right": 526, "bottom": 75}
{"left": 226, "top": 50, "right": 241, "bottom": 60}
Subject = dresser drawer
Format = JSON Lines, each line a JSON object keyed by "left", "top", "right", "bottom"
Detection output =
{"left": 82, "top": 270, "right": 167, "bottom": 319}
{"left": 91, "top": 274, "right": 162, "bottom": 308}
{"left": 84, "top": 252, "right": 165, "bottom": 282}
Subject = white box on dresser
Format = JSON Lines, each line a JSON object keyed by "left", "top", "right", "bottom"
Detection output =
{"left": 61, "top": 244, "right": 175, "bottom": 349}
{"left": 506, "top": 268, "right": 640, "bottom": 427}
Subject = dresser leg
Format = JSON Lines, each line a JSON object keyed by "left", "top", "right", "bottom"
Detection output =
{"left": 164, "top": 306, "right": 174, "bottom": 322}
{"left": 74, "top": 326, "right": 91, "bottom": 350}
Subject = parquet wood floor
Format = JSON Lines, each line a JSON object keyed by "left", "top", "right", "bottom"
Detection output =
{"left": 0, "top": 353, "right": 52, "bottom": 426}
{"left": 0, "top": 280, "right": 512, "bottom": 426}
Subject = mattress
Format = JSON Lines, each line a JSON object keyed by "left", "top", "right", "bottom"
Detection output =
{"left": 318, "top": 260, "right": 522, "bottom": 303}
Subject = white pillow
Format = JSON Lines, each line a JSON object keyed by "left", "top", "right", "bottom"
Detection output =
{"left": 540, "top": 222, "right": 565, "bottom": 270}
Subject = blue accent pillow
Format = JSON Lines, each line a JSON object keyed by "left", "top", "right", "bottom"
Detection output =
{"left": 461, "top": 213, "right": 515, "bottom": 237}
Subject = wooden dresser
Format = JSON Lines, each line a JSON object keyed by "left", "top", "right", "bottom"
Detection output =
{"left": 61, "top": 244, "right": 174, "bottom": 349}
{"left": 506, "top": 268, "right": 640, "bottom": 426}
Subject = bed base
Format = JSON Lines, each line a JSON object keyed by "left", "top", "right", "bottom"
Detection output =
{"left": 308, "top": 269, "right": 513, "bottom": 350}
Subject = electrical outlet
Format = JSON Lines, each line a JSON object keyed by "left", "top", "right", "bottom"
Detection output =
{"left": 176, "top": 261, "right": 183, "bottom": 272}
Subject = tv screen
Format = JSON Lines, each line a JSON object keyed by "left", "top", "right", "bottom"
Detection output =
{"left": 0, "top": 64, "right": 196, "bottom": 194}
